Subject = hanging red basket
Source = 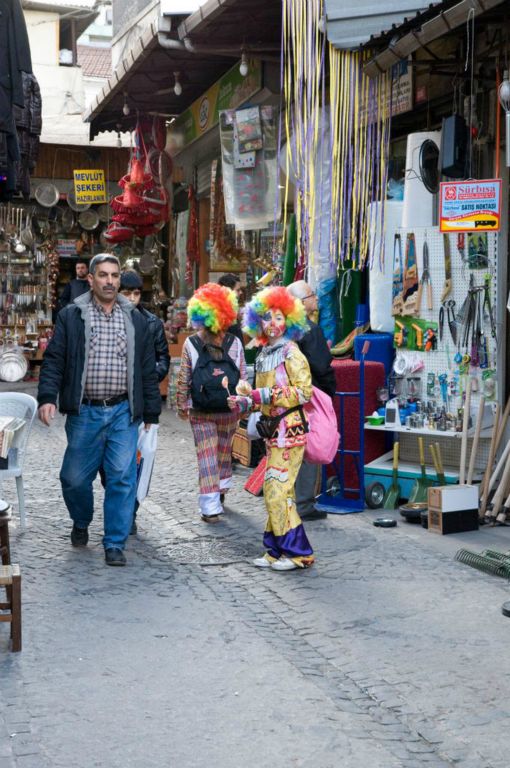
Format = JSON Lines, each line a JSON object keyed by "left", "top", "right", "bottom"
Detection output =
{"left": 104, "top": 222, "right": 135, "bottom": 243}
{"left": 110, "top": 193, "right": 147, "bottom": 215}
{"left": 112, "top": 210, "right": 162, "bottom": 226}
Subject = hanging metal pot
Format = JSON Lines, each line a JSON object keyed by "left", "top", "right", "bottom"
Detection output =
{"left": 34, "top": 183, "right": 59, "bottom": 208}
{"left": 67, "top": 189, "right": 91, "bottom": 212}
{"left": 78, "top": 210, "right": 100, "bottom": 231}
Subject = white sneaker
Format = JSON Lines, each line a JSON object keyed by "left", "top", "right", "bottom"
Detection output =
{"left": 271, "top": 557, "right": 298, "bottom": 571}
{"left": 253, "top": 556, "right": 272, "bottom": 568}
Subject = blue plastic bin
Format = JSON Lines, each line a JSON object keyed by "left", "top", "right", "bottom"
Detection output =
{"left": 354, "top": 332, "right": 395, "bottom": 378}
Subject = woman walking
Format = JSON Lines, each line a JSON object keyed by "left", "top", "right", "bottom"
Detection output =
{"left": 228, "top": 286, "right": 314, "bottom": 571}
{"left": 176, "top": 283, "right": 246, "bottom": 523}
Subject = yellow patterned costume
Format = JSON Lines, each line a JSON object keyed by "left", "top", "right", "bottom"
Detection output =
{"left": 253, "top": 340, "right": 314, "bottom": 567}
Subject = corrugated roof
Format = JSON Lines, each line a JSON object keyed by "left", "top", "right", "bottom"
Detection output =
{"left": 324, "top": 1, "right": 439, "bottom": 49}
{"left": 77, "top": 44, "right": 112, "bottom": 78}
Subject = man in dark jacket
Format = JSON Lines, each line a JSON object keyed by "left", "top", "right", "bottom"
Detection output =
{"left": 37, "top": 254, "right": 161, "bottom": 566}
{"left": 119, "top": 270, "right": 170, "bottom": 383}
{"left": 288, "top": 280, "right": 336, "bottom": 520}
{"left": 57, "top": 259, "right": 90, "bottom": 312}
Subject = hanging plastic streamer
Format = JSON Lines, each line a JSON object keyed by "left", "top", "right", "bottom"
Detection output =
{"left": 281, "top": 1, "right": 392, "bottom": 272}
{"left": 185, "top": 185, "right": 199, "bottom": 287}
{"left": 329, "top": 48, "right": 392, "bottom": 269}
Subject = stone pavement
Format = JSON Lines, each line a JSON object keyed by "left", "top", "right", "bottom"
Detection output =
{"left": 1, "top": 387, "right": 510, "bottom": 768}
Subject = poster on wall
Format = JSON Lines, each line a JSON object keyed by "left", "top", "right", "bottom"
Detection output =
{"left": 439, "top": 179, "right": 502, "bottom": 232}
{"left": 73, "top": 169, "right": 107, "bottom": 204}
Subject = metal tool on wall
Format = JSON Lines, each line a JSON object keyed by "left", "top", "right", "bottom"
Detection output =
{"left": 440, "top": 233, "right": 452, "bottom": 302}
{"left": 391, "top": 234, "right": 403, "bottom": 316}
{"left": 402, "top": 233, "right": 419, "bottom": 315}
{"left": 416, "top": 233, "right": 432, "bottom": 312}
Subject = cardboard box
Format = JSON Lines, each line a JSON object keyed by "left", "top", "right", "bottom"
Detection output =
{"left": 428, "top": 507, "right": 479, "bottom": 535}
{"left": 427, "top": 485, "right": 479, "bottom": 512}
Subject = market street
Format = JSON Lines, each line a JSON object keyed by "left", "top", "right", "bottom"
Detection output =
{"left": 1, "top": 389, "right": 510, "bottom": 768}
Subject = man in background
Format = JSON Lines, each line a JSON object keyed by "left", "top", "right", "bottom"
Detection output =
{"left": 287, "top": 280, "right": 336, "bottom": 521}
{"left": 218, "top": 273, "right": 244, "bottom": 347}
{"left": 57, "top": 259, "right": 89, "bottom": 312}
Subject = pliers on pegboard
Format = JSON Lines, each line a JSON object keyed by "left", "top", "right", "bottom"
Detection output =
{"left": 439, "top": 299, "right": 457, "bottom": 345}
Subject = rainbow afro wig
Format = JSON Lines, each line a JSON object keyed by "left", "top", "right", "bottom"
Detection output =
{"left": 187, "top": 282, "right": 238, "bottom": 334}
{"left": 243, "top": 286, "right": 307, "bottom": 345}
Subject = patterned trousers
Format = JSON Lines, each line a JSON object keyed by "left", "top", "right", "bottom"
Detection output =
{"left": 262, "top": 444, "right": 314, "bottom": 566}
{"left": 189, "top": 411, "right": 239, "bottom": 516}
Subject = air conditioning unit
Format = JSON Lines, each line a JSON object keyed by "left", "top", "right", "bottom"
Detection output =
{"left": 402, "top": 131, "right": 441, "bottom": 228}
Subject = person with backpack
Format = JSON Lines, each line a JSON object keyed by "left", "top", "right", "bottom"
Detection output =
{"left": 176, "top": 283, "right": 246, "bottom": 523}
{"left": 227, "top": 286, "right": 315, "bottom": 571}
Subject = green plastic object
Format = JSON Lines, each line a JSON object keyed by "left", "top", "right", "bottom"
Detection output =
{"left": 455, "top": 548, "right": 510, "bottom": 578}
{"left": 282, "top": 214, "right": 297, "bottom": 286}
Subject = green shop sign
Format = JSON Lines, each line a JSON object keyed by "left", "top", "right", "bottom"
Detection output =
{"left": 168, "top": 59, "right": 262, "bottom": 152}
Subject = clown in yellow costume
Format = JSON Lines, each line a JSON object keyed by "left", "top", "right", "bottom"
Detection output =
{"left": 228, "top": 286, "right": 315, "bottom": 572}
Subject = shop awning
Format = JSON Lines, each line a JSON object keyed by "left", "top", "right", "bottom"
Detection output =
{"left": 361, "top": 0, "right": 507, "bottom": 77}
{"left": 84, "top": 0, "right": 281, "bottom": 139}
{"left": 324, "top": 1, "right": 434, "bottom": 50}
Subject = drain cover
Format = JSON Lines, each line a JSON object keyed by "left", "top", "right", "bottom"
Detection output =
{"left": 164, "top": 538, "right": 255, "bottom": 565}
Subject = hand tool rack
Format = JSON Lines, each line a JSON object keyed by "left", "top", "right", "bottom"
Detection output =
{"left": 371, "top": 225, "right": 500, "bottom": 473}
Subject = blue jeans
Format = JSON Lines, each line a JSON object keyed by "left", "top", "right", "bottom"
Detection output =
{"left": 60, "top": 401, "right": 139, "bottom": 550}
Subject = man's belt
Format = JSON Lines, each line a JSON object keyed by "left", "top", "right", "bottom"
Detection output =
{"left": 82, "top": 393, "right": 128, "bottom": 407}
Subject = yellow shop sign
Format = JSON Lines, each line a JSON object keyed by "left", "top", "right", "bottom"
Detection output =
{"left": 73, "top": 169, "right": 107, "bottom": 204}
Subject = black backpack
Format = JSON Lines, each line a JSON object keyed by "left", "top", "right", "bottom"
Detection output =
{"left": 189, "top": 333, "right": 240, "bottom": 412}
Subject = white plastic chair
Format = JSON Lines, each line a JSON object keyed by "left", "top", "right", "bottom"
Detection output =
{"left": 0, "top": 393, "right": 38, "bottom": 528}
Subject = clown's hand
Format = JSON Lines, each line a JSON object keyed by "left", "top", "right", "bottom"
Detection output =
{"left": 227, "top": 395, "right": 252, "bottom": 414}
{"left": 236, "top": 379, "right": 252, "bottom": 396}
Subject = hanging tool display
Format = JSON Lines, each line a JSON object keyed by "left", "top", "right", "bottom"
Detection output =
{"left": 440, "top": 234, "right": 452, "bottom": 302}
{"left": 391, "top": 234, "right": 403, "bottom": 316}
{"left": 402, "top": 233, "right": 419, "bottom": 315}
{"left": 416, "top": 233, "right": 432, "bottom": 313}
{"left": 439, "top": 299, "right": 457, "bottom": 345}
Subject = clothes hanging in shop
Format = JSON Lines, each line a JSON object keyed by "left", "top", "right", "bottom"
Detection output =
{"left": 0, "top": 0, "right": 35, "bottom": 202}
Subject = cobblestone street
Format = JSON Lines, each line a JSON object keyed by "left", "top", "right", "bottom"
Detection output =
{"left": 2, "top": 388, "right": 510, "bottom": 768}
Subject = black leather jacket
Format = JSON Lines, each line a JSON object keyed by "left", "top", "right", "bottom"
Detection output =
{"left": 137, "top": 305, "right": 170, "bottom": 382}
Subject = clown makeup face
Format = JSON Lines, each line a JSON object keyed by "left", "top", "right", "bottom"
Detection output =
{"left": 261, "top": 308, "right": 286, "bottom": 344}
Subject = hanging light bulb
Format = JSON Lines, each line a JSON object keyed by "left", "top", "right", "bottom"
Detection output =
{"left": 498, "top": 70, "right": 510, "bottom": 167}
{"left": 173, "top": 72, "right": 182, "bottom": 96}
{"left": 122, "top": 92, "right": 130, "bottom": 116}
{"left": 239, "top": 51, "right": 248, "bottom": 77}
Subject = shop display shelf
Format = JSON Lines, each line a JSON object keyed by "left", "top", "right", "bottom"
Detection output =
{"left": 364, "top": 423, "right": 493, "bottom": 440}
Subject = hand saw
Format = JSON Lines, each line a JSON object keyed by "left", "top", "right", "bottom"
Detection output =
{"left": 416, "top": 235, "right": 432, "bottom": 312}
{"left": 440, "top": 234, "right": 452, "bottom": 303}
{"left": 391, "top": 234, "right": 404, "bottom": 316}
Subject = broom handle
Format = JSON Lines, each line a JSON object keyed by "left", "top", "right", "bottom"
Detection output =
{"left": 435, "top": 442, "right": 445, "bottom": 477}
{"left": 459, "top": 377, "right": 472, "bottom": 485}
{"left": 393, "top": 442, "right": 399, "bottom": 472}
{"left": 418, "top": 437, "right": 425, "bottom": 467}
{"left": 494, "top": 394, "right": 510, "bottom": 456}
{"left": 489, "top": 449, "right": 510, "bottom": 521}
{"left": 487, "top": 438, "right": 510, "bottom": 495}
{"left": 467, "top": 396, "right": 485, "bottom": 486}
{"left": 429, "top": 444, "right": 440, "bottom": 481}
{"left": 480, "top": 403, "right": 501, "bottom": 518}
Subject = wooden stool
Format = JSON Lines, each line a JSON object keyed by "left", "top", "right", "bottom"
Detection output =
{"left": 0, "top": 514, "right": 12, "bottom": 566}
{"left": 0, "top": 564, "right": 21, "bottom": 652}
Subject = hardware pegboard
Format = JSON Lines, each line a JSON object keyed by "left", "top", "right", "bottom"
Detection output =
{"left": 384, "top": 225, "right": 499, "bottom": 472}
